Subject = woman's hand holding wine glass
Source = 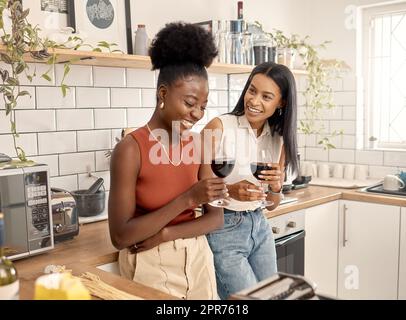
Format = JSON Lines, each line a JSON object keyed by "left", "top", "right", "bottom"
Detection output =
{"left": 209, "top": 135, "right": 236, "bottom": 207}
{"left": 186, "top": 177, "right": 229, "bottom": 207}
{"left": 256, "top": 164, "right": 283, "bottom": 191}
{"left": 227, "top": 180, "right": 267, "bottom": 202}
{"left": 250, "top": 149, "right": 281, "bottom": 207}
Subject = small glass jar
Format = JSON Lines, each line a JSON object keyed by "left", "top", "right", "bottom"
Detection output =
{"left": 241, "top": 32, "right": 254, "bottom": 65}
{"left": 276, "top": 47, "right": 296, "bottom": 68}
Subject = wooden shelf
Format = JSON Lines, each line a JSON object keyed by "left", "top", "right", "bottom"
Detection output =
{"left": 0, "top": 45, "right": 308, "bottom": 75}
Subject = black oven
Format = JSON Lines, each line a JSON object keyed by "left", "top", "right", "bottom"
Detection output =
{"left": 275, "top": 230, "right": 305, "bottom": 275}
{"left": 270, "top": 210, "right": 305, "bottom": 276}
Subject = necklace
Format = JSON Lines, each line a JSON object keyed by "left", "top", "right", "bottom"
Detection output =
{"left": 146, "top": 124, "right": 183, "bottom": 166}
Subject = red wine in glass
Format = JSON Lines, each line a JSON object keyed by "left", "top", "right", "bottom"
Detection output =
{"left": 209, "top": 158, "right": 235, "bottom": 207}
{"left": 250, "top": 162, "right": 274, "bottom": 207}
{"left": 211, "top": 159, "right": 235, "bottom": 178}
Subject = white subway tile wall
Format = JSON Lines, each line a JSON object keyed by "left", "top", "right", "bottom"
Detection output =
{"left": 0, "top": 66, "right": 230, "bottom": 192}
{"left": 55, "top": 65, "right": 92, "bottom": 87}
{"left": 0, "top": 86, "right": 36, "bottom": 110}
{"left": 56, "top": 109, "right": 94, "bottom": 131}
{"left": 2, "top": 66, "right": 405, "bottom": 193}
{"left": 93, "top": 67, "right": 126, "bottom": 87}
{"left": 295, "top": 73, "right": 406, "bottom": 177}
{"left": 0, "top": 134, "right": 38, "bottom": 157}
{"left": 50, "top": 175, "right": 78, "bottom": 192}
{"left": 76, "top": 87, "right": 110, "bottom": 108}
{"left": 36, "top": 87, "right": 75, "bottom": 109}
{"left": 111, "top": 88, "right": 141, "bottom": 108}
{"left": 20, "top": 63, "right": 56, "bottom": 86}
{"left": 59, "top": 152, "right": 95, "bottom": 176}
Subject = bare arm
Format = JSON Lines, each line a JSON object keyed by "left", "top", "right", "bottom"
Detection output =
{"left": 159, "top": 164, "right": 224, "bottom": 243}
{"left": 108, "top": 135, "right": 225, "bottom": 250}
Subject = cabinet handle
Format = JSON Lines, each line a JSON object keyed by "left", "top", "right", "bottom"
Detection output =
{"left": 343, "top": 204, "right": 348, "bottom": 247}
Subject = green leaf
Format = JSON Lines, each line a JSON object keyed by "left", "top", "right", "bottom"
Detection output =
{"left": 1, "top": 53, "right": 13, "bottom": 64}
{"left": 15, "top": 62, "right": 25, "bottom": 74}
{"left": 17, "top": 90, "right": 30, "bottom": 98}
{"left": 0, "top": 69, "right": 9, "bottom": 81}
{"left": 97, "top": 41, "right": 110, "bottom": 48}
{"left": 5, "top": 103, "right": 12, "bottom": 115}
{"left": 21, "top": 9, "right": 29, "bottom": 20}
{"left": 41, "top": 73, "right": 52, "bottom": 82}
{"left": 16, "top": 147, "right": 27, "bottom": 162}
{"left": 92, "top": 48, "right": 102, "bottom": 52}
{"left": 63, "top": 64, "right": 70, "bottom": 78}
{"left": 6, "top": 77, "right": 19, "bottom": 86}
{"left": 61, "top": 84, "right": 69, "bottom": 97}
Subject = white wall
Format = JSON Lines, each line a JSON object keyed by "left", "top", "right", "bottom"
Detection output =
{"left": 128, "top": 0, "right": 300, "bottom": 39}
{"left": 286, "top": 0, "right": 406, "bottom": 175}
{"left": 289, "top": 0, "right": 393, "bottom": 68}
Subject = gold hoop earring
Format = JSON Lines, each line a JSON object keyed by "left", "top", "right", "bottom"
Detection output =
{"left": 159, "top": 102, "right": 165, "bottom": 110}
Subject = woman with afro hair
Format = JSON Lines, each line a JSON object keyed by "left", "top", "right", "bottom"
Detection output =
{"left": 108, "top": 22, "right": 226, "bottom": 299}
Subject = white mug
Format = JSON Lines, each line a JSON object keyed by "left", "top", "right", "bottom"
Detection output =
{"left": 311, "top": 163, "right": 318, "bottom": 178}
{"left": 383, "top": 174, "right": 405, "bottom": 191}
{"left": 355, "top": 165, "right": 368, "bottom": 180}
{"left": 318, "top": 164, "right": 330, "bottom": 179}
{"left": 332, "top": 164, "right": 343, "bottom": 179}
{"left": 304, "top": 162, "right": 317, "bottom": 177}
{"left": 343, "top": 164, "right": 355, "bottom": 180}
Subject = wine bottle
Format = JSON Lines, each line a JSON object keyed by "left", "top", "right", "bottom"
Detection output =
{"left": 237, "top": 1, "right": 243, "bottom": 19}
{"left": 0, "top": 212, "right": 19, "bottom": 300}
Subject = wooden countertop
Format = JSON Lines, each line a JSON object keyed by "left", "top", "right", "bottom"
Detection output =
{"left": 264, "top": 185, "right": 406, "bottom": 219}
{"left": 14, "top": 221, "right": 176, "bottom": 300}
{"left": 14, "top": 185, "right": 405, "bottom": 300}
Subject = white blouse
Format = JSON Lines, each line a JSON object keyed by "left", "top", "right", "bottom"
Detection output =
{"left": 217, "top": 114, "right": 283, "bottom": 211}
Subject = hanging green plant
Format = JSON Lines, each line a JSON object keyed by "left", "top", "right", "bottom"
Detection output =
{"left": 0, "top": 0, "right": 121, "bottom": 163}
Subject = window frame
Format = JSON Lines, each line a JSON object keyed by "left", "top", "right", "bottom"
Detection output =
{"left": 360, "top": 1, "right": 406, "bottom": 151}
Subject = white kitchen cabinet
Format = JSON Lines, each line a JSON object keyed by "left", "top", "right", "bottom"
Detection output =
{"left": 399, "top": 207, "right": 406, "bottom": 300}
{"left": 337, "top": 200, "right": 400, "bottom": 300}
{"left": 305, "top": 201, "right": 339, "bottom": 297}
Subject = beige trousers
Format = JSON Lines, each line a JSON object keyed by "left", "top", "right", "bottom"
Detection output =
{"left": 119, "top": 235, "right": 218, "bottom": 300}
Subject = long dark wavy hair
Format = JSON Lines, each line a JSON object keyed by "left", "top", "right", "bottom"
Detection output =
{"left": 230, "top": 62, "right": 299, "bottom": 174}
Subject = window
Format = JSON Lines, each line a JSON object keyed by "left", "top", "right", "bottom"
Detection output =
{"left": 362, "top": 1, "right": 406, "bottom": 150}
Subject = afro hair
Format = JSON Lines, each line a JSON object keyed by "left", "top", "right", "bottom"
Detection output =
{"left": 149, "top": 22, "right": 218, "bottom": 70}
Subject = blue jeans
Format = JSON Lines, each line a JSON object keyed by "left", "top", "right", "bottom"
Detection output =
{"left": 206, "top": 208, "right": 277, "bottom": 300}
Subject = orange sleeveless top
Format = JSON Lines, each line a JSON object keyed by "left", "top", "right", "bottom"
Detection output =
{"left": 130, "top": 126, "right": 199, "bottom": 226}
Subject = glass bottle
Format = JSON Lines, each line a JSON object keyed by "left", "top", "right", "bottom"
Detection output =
{"left": 226, "top": 20, "right": 243, "bottom": 65}
{"left": 0, "top": 212, "right": 19, "bottom": 300}
{"left": 242, "top": 31, "right": 254, "bottom": 65}
{"left": 214, "top": 20, "right": 228, "bottom": 63}
{"left": 237, "top": 1, "right": 243, "bottom": 19}
{"left": 134, "top": 24, "right": 149, "bottom": 56}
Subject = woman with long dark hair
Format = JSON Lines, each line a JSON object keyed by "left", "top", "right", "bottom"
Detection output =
{"left": 204, "top": 62, "right": 298, "bottom": 299}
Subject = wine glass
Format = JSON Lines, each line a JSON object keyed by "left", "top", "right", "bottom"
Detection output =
{"left": 250, "top": 149, "right": 274, "bottom": 207}
{"left": 209, "top": 135, "right": 235, "bottom": 207}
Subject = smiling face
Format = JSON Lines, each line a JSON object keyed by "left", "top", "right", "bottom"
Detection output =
{"left": 159, "top": 75, "right": 208, "bottom": 134}
{"left": 244, "top": 73, "right": 284, "bottom": 129}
